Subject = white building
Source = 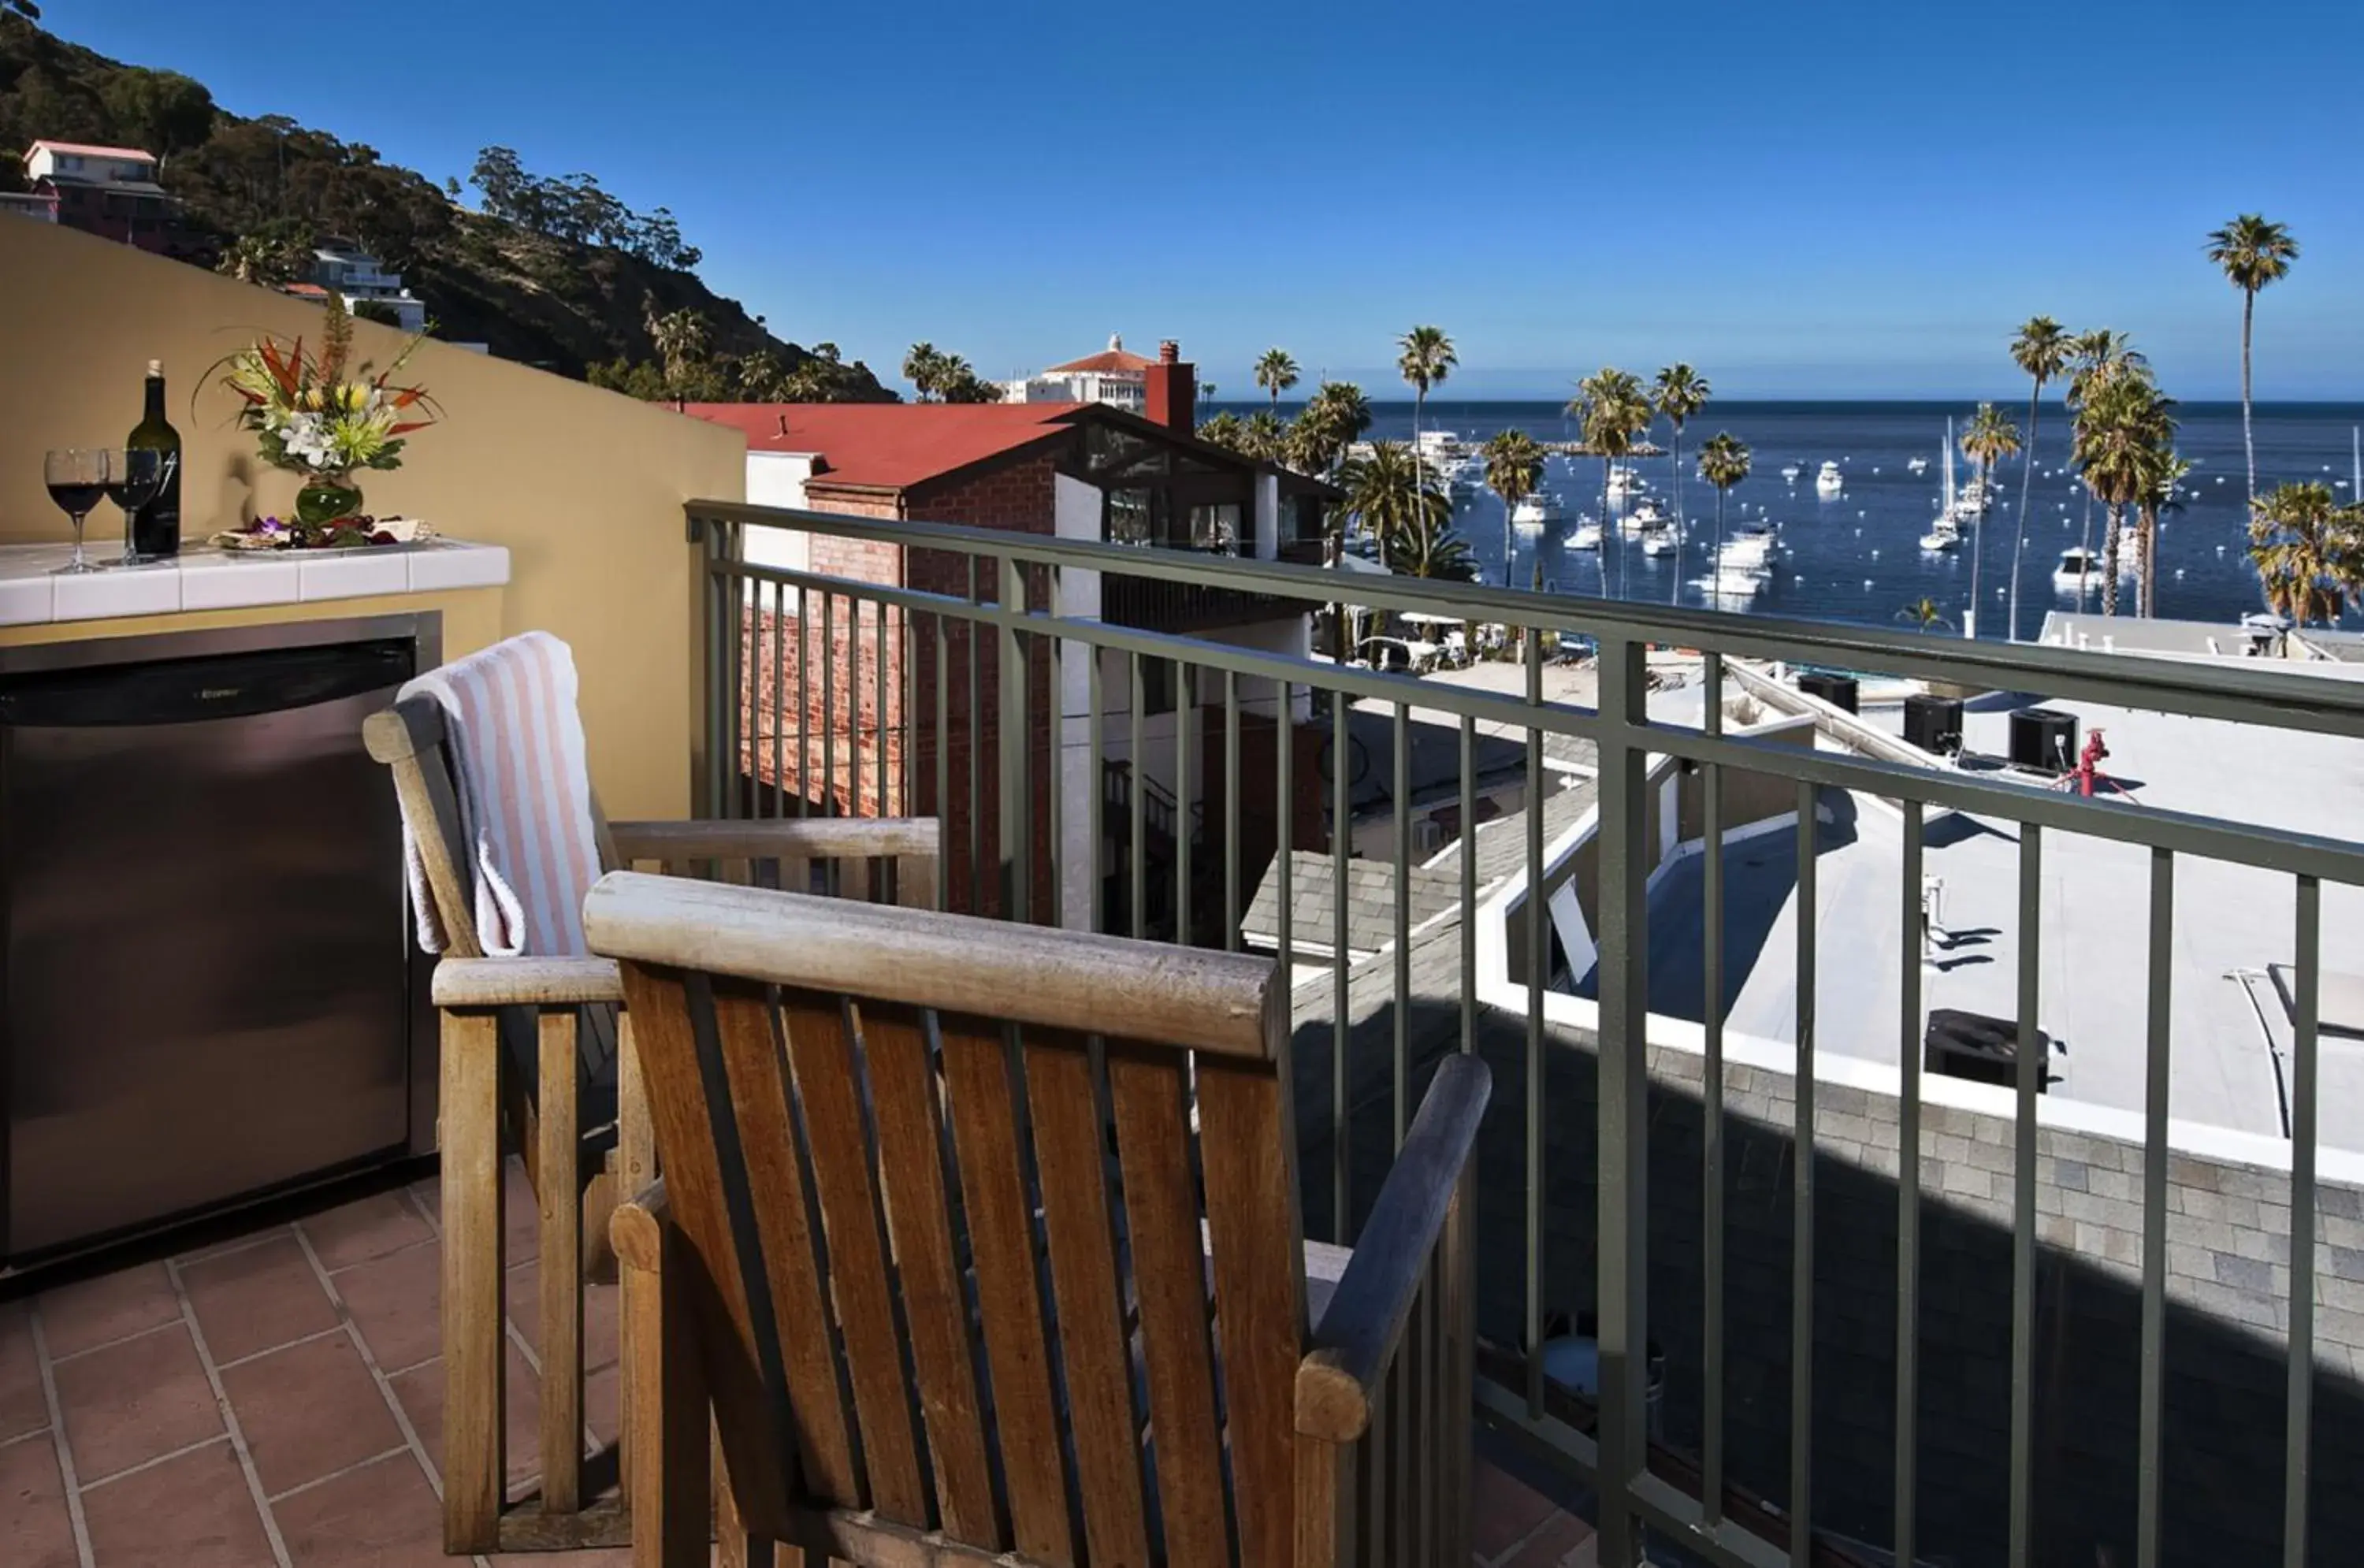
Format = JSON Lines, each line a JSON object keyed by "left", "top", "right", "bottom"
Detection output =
{"left": 999, "top": 334, "right": 1153, "bottom": 412}
{"left": 24, "top": 140, "right": 156, "bottom": 187}
{"left": 311, "top": 241, "right": 428, "bottom": 333}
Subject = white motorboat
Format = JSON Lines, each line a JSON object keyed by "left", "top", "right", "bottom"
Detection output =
{"left": 1780, "top": 463, "right": 1802, "bottom": 483}
{"left": 1920, "top": 511, "right": 1962, "bottom": 552}
{"left": 1815, "top": 461, "right": 1844, "bottom": 494}
{"left": 1511, "top": 492, "right": 1562, "bottom": 532}
{"left": 1621, "top": 496, "right": 1668, "bottom": 536}
{"left": 1606, "top": 463, "right": 1645, "bottom": 500}
{"left": 1719, "top": 525, "right": 1781, "bottom": 570}
{"left": 1907, "top": 455, "right": 1929, "bottom": 474}
{"left": 1568, "top": 517, "right": 1604, "bottom": 551}
{"left": 1640, "top": 524, "right": 1680, "bottom": 558}
{"left": 2053, "top": 547, "right": 2102, "bottom": 592}
{"left": 1698, "top": 563, "right": 1767, "bottom": 600}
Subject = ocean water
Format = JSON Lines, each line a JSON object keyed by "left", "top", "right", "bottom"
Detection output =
{"left": 1213, "top": 399, "right": 2364, "bottom": 640}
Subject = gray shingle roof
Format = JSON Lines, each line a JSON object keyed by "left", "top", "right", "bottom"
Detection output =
{"left": 1240, "top": 850, "right": 1460, "bottom": 957}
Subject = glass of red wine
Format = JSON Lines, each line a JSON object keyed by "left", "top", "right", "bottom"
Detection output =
{"left": 106, "top": 448, "right": 164, "bottom": 567}
{"left": 43, "top": 448, "right": 110, "bottom": 575}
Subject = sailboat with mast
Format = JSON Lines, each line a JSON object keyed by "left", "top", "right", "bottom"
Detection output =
{"left": 1920, "top": 418, "right": 1968, "bottom": 552}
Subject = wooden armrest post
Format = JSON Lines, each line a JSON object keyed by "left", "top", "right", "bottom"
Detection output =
{"left": 614, "top": 1182, "right": 712, "bottom": 1568}
{"left": 440, "top": 1007, "right": 505, "bottom": 1554}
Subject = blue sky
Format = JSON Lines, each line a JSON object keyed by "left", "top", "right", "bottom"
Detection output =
{"left": 58, "top": 0, "right": 2364, "bottom": 399}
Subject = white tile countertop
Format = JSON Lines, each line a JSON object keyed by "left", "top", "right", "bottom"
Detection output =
{"left": 0, "top": 539, "right": 510, "bottom": 626}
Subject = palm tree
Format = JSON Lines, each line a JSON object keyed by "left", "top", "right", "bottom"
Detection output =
{"left": 1960, "top": 403, "right": 2022, "bottom": 638}
{"left": 2006, "top": 317, "right": 2071, "bottom": 640}
{"left": 1652, "top": 364, "right": 1711, "bottom": 601}
{"left": 2206, "top": 215, "right": 2300, "bottom": 511}
{"left": 1195, "top": 411, "right": 1247, "bottom": 453}
{"left": 1340, "top": 440, "right": 1448, "bottom": 567}
{"left": 646, "top": 306, "right": 712, "bottom": 403}
{"left": 2073, "top": 369, "right": 2169, "bottom": 616}
{"left": 1385, "top": 508, "right": 1480, "bottom": 581}
{"left": 1254, "top": 348, "right": 1299, "bottom": 411}
{"left": 1897, "top": 597, "right": 1955, "bottom": 634}
{"left": 901, "top": 341, "right": 943, "bottom": 401}
{"left": 1396, "top": 325, "right": 1457, "bottom": 485}
{"left": 2247, "top": 481, "right": 2364, "bottom": 626}
{"left": 1571, "top": 367, "right": 1652, "bottom": 595}
{"left": 1697, "top": 432, "right": 1751, "bottom": 587}
{"left": 2065, "top": 330, "right": 2147, "bottom": 600}
{"left": 1240, "top": 409, "right": 1286, "bottom": 464}
{"left": 1288, "top": 381, "right": 1373, "bottom": 477}
{"left": 1481, "top": 429, "right": 1546, "bottom": 587}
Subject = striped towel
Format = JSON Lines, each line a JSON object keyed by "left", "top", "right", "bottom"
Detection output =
{"left": 399, "top": 631, "right": 601, "bottom": 957}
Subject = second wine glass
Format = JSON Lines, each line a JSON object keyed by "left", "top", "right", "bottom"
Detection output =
{"left": 106, "top": 448, "right": 164, "bottom": 566}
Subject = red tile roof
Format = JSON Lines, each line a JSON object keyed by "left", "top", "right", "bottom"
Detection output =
{"left": 27, "top": 139, "right": 156, "bottom": 162}
{"left": 682, "top": 403, "right": 1088, "bottom": 491}
{"left": 1042, "top": 347, "right": 1156, "bottom": 375}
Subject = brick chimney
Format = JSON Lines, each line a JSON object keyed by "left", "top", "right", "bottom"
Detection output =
{"left": 1142, "top": 339, "right": 1195, "bottom": 435}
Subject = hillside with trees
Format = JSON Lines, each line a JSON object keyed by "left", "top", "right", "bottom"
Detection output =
{"left": 0, "top": 13, "right": 892, "bottom": 399}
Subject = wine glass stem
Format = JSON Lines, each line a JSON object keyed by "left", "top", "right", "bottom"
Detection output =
{"left": 69, "top": 511, "right": 87, "bottom": 571}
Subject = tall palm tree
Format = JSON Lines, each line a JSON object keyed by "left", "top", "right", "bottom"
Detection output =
{"left": 901, "top": 341, "right": 943, "bottom": 401}
{"left": 1960, "top": 403, "right": 2022, "bottom": 639}
{"left": 2006, "top": 317, "right": 2071, "bottom": 641}
{"left": 2073, "top": 369, "right": 2168, "bottom": 616}
{"left": 1571, "top": 367, "right": 1652, "bottom": 595}
{"left": 1652, "top": 364, "right": 1711, "bottom": 601}
{"left": 2205, "top": 215, "right": 2300, "bottom": 511}
{"left": 1340, "top": 440, "right": 1448, "bottom": 567}
{"left": 1240, "top": 409, "right": 1286, "bottom": 464}
{"left": 1697, "top": 432, "right": 1751, "bottom": 589}
{"left": 1481, "top": 429, "right": 1546, "bottom": 587}
{"left": 1396, "top": 325, "right": 1457, "bottom": 485}
{"left": 1254, "top": 348, "right": 1299, "bottom": 411}
{"left": 2247, "top": 481, "right": 2364, "bottom": 626}
{"left": 2065, "top": 330, "right": 2146, "bottom": 600}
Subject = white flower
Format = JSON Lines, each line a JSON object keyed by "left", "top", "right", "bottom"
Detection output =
{"left": 280, "top": 412, "right": 336, "bottom": 467}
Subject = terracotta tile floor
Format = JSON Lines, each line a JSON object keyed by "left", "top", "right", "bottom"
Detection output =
{"left": 2, "top": 1163, "right": 1595, "bottom": 1567}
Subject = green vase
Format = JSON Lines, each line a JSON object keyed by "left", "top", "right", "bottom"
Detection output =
{"left": 295, "top": 475, "right": 364, "bottom": 528}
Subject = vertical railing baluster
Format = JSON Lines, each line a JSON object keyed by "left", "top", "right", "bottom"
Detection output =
{"left": 768, "top": 578, "right": 784, "bottom": 821}
{"left": 2138, "top": 847, "right": 2173, "bottom": 1568}
{"left": 1131, "top": 652, "right": 1147, "bottom": 942}
{"left": 876, "top": 592, "right": 890, "bottom": 817}
{"left": 797, "top": 584, "right": 810, "bottom": 818}
{"left": 1177, "top": 660, "right": 1195, "bottom": 944}
{"left": 700, "top": 518, "right": 719, "bottom": 819}
{"left": 1277, "top": 680, "right": 1294, "bottom": 975}
{"left": 2009, "top": 823, "right": 2043, "bottom": 1568}
{"left": 821, "top": 590, "right": 836, "bottom": 825}
{"left": 998, "top": 556, "right": 1028, "bottom": 924}
{"left": 1897, "top": 798, "right": 1924, "bottom": 1568}
{"left": 1045, "top": 571, "right": 1061, "bottom": 931}
{"left": 967, "top": 557, "right": 984, "bottom": 913}
{"left": 1594, "top": 630, "right": 1648, "bottom": 1566}
{"left": 1525, "top": 625, "right": 1547, "bottom": 1418}
{"left": 723, "top": 523, "right": 743, "bottom": 819}
{"left": 1225, "top": 670, "right": 1241, "bottom": 951}
{"left": 1088, "top": 643, "right": 1105, "bottom": 935}
{"left": 1459, "top": 714, "right": 1476, "bottom": 1057}
{"left": 1704, "top": 650, "right": 1727, "bottom": 1529}
{"left": 2287, "top": 874, "right": 2321, "bottom": 1568}
{"left": 849, "top": 593, "right": 864, "bottom": 821}
{"left": 1334, "top": 681, "right": 1351, "bottom": 1242}
{"left": 932, "top": 614, "right": 948, "bottom": 911}
{"left": 1790, "top": 776, "right": 1817, "bottom": 1568}
{"left": 1393, "top": 700, "right": 1411, "bottom": 1148}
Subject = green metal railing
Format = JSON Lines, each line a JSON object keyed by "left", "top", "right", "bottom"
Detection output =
{"left": 688, "top": 498, "right": 2364, "bottom": 1568}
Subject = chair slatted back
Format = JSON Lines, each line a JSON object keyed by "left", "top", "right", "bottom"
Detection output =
{"left": 584, "top": 871, "right": 1308, "bottom": 1567}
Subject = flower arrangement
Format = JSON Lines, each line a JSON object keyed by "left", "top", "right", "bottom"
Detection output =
{"left": 213, "top": 292, "right": 440, "bottom": 544}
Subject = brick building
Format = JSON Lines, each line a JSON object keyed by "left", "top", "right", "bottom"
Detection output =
{"left": 684, "top": 344, "right": 1336, "bottom": 933}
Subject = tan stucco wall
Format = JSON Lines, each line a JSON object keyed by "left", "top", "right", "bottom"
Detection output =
{"left": 0, "top": 219, "right": 746, "bottom": 818}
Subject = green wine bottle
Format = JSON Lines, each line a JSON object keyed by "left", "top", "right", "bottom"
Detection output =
{"left": 126, "top": 359, "right": 182, "bottom": 559}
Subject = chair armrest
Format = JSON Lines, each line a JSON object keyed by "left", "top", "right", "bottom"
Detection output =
{"left": 607, "top": 816, "right": 941, "bottom": 864}
{"left": 1295, "top": 1054, "right": 1489, "bottom": 1443}
{"left": 431, "top": 956, "right": 624, "bottom": 1009}
{"left": 608, "top": 1176, "right": 670, "bottom": 1272}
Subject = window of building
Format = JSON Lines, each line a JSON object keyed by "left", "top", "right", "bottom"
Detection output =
{"left": 1188, "top": 503, "right": 1241, "bottom": 554}
{"left": 57, "top": 154, "right": 83, "bottom": 172}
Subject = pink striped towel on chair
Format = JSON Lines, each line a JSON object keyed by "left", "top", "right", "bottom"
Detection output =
{"left": 398, "top": 630, "right": 600, "bottom": 957}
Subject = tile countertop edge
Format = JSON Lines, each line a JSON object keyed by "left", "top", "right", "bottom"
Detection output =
{"left": 0, "top": 541, "right": 511, "bottom": 626}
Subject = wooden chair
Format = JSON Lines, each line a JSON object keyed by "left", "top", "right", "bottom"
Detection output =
{"left": 364, "top": 695, "right": 941, "bottom": 1555}
{"left": 589, "top": 871, "right": 1489, "bottom": 1567}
